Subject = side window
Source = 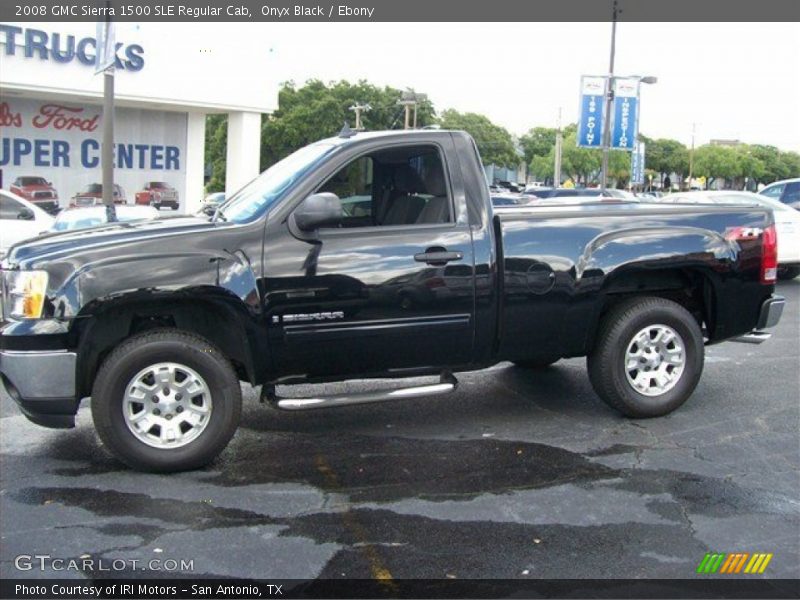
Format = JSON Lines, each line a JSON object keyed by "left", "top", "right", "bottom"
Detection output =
{"left": 317, "top": 145, "right": 452, "bottom": 228}
{"left": 760, "top": 183, "right": 784, "bottom": 199}
{"left": 783, "top": 182, "right": 800, "bottom": 204}
{"left": 0, "top": 194, "right": 26, "bottom": 220}
{"left": 319, "top": 156, "right": 374, "bottom": 227}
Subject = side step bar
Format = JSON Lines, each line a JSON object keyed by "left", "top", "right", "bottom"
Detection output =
{"left": 731, "top": 331, "right": 772, "bottom": 344}
{"left": 264, "top": 371, "right": 458, "bottom": 411}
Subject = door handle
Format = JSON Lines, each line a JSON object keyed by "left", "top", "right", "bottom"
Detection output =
{"left": 414, "top": 250, "right": 463, "bottom": 266}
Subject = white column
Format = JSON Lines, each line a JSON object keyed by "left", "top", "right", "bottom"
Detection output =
{"left": 184, "top": 112, "right": 206, "bottom": 215}
{"left": 225, "top": 111, "right": 262, "bottom": 196}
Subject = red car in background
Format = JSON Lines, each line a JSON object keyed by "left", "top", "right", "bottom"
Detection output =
{"left": 135, "top": 181, "right": 179, "bottom": 210}
{"left": 71, "top": 183, "right": 127, "bottom": 207}
{"left": 10, "top": 176, "right": 60, "bottom": 214}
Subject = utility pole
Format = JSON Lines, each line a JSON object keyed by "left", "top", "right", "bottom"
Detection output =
{"left": 397, "top": 90, "right": 426, "bottom": 129}
{"left": 97, "top": 7, "right": 117, "bottom": 222}
{"left": 349, "top": 102, "right": 371, "bottom": 130}
{"left": 554, "top": 107, "right": 563, "bottom": 188}
{"left": 600, "top": 0, "right": 619, "bottom": 193}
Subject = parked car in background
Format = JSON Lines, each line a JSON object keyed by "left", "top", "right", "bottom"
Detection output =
{"left": 135, "top": 182, "right": 179, "bottom": 210}
{"left": 51, "top": 205, "right": 160, "bottom": 233}
{"left": 0, "top": 190, "right": 54, "bottom": 258}
{"left": 9, "top": 176, "right": 59, "bottom": 214}
{"left": 491, "top": 193, "right": 535, "bottom": 208}
{"left": 199, "top": 192, "right": 226, "bottom": 216}
{"left": 72, "top": 183, "right": 127, "bottom": 207}
{"left": 497, "top": 180, "right": 521, "bottom": 193}
{"left": 657, "top": 190, "right": 800, "bottom": 279}
{"left": 524, "top": 185, "right": 553, "bottom": 196}
{"left": 530, "top": 187, "right": 638, "bottom": 201}
{"left": 759, "top": 178, "right": 800, "bottom": 211}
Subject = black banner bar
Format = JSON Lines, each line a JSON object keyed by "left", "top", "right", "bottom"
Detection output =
{"left": 1, "top": 578, "right": 799, "bottom": 599}
{"left": 2, "top": 0, "right": 800, "bottom": 22}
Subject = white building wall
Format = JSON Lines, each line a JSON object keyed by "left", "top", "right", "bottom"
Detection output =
{"left": 184, "top": 112, "right": 206, "bottom": 214}
{"left": 225, "top": 111, "right": 262, "bottom": 196}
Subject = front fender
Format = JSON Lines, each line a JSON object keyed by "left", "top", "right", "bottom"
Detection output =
{"left": 47, "top": 249, "right": 260, "bottom": 319}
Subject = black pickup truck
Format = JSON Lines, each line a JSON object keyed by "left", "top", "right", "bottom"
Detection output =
{"left": 0, "top": 130, "right": 785, "bottom": 472}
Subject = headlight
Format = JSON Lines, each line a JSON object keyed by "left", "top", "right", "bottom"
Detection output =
{"left": 2, "top": 270, "right": 49, "bottom": 319}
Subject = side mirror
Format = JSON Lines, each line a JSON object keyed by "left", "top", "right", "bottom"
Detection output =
{"left": 17, "top": 208, "right": 35, "bottom": 221}
{"left": 292, "top": 193, "right": 342, "bottom": 231}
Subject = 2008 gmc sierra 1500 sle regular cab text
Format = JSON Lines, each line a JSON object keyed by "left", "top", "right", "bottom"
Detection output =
{"left": 0, "top": 130, "right": 785, "bottom": 471}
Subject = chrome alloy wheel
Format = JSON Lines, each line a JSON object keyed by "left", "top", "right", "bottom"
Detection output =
{"left": 625, "top": 324, "right": 686, "bottom": 396}
{"left": 122, "top": 362, "right": 212, "bottom": 449}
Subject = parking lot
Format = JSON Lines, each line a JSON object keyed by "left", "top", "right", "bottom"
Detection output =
{"left": 1, "top": 280, "right": 798, "bottom": 582}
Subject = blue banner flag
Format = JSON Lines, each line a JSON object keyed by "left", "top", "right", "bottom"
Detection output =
{"left": 577, "top": 76, "right": 605, "bottom": 148}
{"left": 611, "top": 78, "right": 640, "bottom": 151}
{"left": 631, "top": 140, "right": 646, "bottom": 184}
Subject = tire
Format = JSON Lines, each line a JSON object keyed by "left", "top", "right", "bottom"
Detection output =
{"left": 91, "top": 329, "right": 242, "bottom": 472}
{"left": 778, "top": 266, "right": 800, "bottom": 280}
{"left": 587, "top": 297, "right": 704, "bottom": 418}
{"left": 513, "top": 358, "right": 560, "bottom": 370}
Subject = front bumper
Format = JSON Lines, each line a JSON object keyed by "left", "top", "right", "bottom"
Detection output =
{"left": 732, "top": 295, "right": 785, "bottom": 344}
{"left": 0, "top": 350, "right": 79, "bottom": 428}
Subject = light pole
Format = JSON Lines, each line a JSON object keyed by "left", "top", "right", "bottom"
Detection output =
{"left": 599, "top": 0, "right": 619, "bottom": 194}
{"left": 598, "top": 0, "right": 657, "bottom": 192}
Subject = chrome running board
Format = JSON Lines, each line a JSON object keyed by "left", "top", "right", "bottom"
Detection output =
{"left": 731, "top": 331, "right": 772, "bottom": 344}
{"left": 266, "top": 372, "right": 458, "bottom": 411}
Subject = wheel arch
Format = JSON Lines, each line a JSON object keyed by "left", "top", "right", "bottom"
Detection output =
{"left": 583, "top": 266, "right": 718, "bottom": 354}
{"left": 72, "top": 292, "right": 269, "bottom": 399}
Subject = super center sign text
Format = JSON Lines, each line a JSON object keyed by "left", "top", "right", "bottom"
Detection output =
{"left": 0, "top": 99, "right": 187, "bottom": 206}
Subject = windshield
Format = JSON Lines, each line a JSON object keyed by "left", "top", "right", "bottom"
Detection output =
{"left": 219, "top": 142, "right": 337, "bottom": 223}
{"left": 20, "top": 177, "right": 47, "bottom": 186}
{"left": 85, "top": 184, "right": 102, "bottom": 193}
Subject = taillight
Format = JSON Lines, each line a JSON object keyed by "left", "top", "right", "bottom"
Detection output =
{"left": 761, "top": 224, "right": 778, "bottom": 284}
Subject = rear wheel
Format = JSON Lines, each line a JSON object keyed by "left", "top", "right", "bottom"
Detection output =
{"left": 588, "top": 297, "right": 704, "bottom": 418}
{"left": 778, "top": 266, "right": 800, "bottom": 280}
{"left": 91, "top": 329, "right": 241, "bottom": 472}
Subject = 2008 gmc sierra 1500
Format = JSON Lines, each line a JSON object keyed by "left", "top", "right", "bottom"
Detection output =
{"left": 0, "top": 129, "right": 785, "bottom": 471}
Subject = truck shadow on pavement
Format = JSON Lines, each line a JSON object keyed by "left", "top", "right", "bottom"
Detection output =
{"left": 3, "top": 363, "right": 799, "bottom": 579}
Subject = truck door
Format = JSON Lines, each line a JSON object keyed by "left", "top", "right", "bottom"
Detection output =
{"left": 263, "top": 142, "right": 476, "bottom": 379}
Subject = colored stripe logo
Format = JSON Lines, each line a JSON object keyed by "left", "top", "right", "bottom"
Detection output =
{"left": 697, "top": 552, "right": 773, "bottom": 574}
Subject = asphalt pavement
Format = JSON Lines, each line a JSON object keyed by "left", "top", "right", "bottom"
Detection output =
{"left": 1, "top": 281, "right": 798, "bottom": 582}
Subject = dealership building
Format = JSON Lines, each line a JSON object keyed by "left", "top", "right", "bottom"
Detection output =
{"left": 0, "top": 22, "right": 278, "bottom": 213}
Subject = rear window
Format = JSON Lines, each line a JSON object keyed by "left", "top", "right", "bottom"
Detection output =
{"left": 19, "top": 177, "right": 47, "bottom": 186}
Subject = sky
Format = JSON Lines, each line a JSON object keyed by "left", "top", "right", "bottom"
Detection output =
{"left": 242, "top": 21, "right": 800, "bottom": 152}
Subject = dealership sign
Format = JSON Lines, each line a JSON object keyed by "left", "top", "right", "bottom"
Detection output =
{"left": 0, "top": 99, "right": 186, "bottom": 207}
{"left": 577, "top": 76, "right": 605, "bottom": 148}
{"left": 0, "top": 24, "right": 144, "bottom": 71}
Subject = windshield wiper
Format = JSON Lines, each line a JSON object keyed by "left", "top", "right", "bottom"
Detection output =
{"left": 212, "top": 208, "right": 227, "bottom": 222}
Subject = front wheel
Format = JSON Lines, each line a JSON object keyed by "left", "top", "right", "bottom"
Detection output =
{"left": 91, "top": 329, "right": 242, "bottom": 472}
{"left": 778, "top": 266, "right": 800, "bottom": 280}
{"left": 588, "top": 297, "right": 704, "bottom": 418}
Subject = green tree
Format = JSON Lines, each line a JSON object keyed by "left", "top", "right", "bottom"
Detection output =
{"left": 692, "top": 144, "right": 739, "bottom": 188}
{"left": 529, "top": 153, "right": 554, "bottom": 182}
{"left": 260, "top": 80, "right": 436, "bottom": 169}
{"left": 643, "top": 137, "right": 689, "bottom": 186}
{"left": 204, "top": 114, "right": 227, "bottom": 192}
{"left": 560, "top": 133, "right": 602, "bottom": 185}
{"left": 520, "top": 127, "right": 557, "bottom": 166}
{"left": 438, "top": 109, "right": 519, "bottom": 168}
